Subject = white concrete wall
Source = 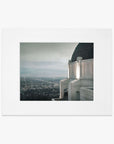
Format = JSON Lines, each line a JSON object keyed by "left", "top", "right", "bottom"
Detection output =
{"left": 68, "top": 79, "right": 80, "bottom": 100}
{"left": 68, "top": 79, "right": 93, "bottom": 100}
{"left": 81, "top": 59, "right": 93, "bottom": 79}
{"left": 68, "top": 59, "right": 93, "bottom": 80}
{"left": 68, "top": 61, "right": 77, "bottom": 79}
{"left": 80, "top": 87, "right": 93, "bottom": 100}
{"left": 60, "top": 79, "right": 70, "bottom": 98}
{"left": 61, "top": 59, "right": 93, "bottom": 100}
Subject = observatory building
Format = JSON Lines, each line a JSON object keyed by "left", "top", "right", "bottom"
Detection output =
{"left": 55, "top": 43, "right": 94, "bottom": 101}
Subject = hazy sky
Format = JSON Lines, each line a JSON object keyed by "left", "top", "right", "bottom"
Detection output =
{"left": 20, "top": 43, "right": 78, "bottom": 77}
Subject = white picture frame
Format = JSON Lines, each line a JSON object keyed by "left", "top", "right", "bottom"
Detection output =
{"left": 1, "top": 28, "right": 112, "bottom": 115}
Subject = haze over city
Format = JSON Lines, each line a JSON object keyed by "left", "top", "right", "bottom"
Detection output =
{"left": 20, "top": 43, "right": 78, "bottom": 77}
{"left": 20, "top": 43, "right": 78, "bottom": 100}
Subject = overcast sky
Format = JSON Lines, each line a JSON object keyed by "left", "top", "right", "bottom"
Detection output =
{"left": 20, "top": 43, "right": 78, "bottom": 77}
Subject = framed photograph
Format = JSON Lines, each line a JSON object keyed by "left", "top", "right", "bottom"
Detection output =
{"left": 1, "top": 29, "right": 112, "bottom": 115}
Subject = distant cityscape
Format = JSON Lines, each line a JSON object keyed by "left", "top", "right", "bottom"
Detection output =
{"left": 20, "top": 77, "right": 65, "bottom": 100}
{"left": 20, "top": 43, "right": 76, "bottom": 101}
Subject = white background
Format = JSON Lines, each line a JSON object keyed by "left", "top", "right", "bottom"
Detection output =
{"left": 0, "top": 0, "right": 114, "bottom": 144}
{"left": 2, "top": 29, "right": 112, "bottom": 115}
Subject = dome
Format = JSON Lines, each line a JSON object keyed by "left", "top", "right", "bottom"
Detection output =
{"left": 71, "top": 43, "right": 93, "bottom": 62}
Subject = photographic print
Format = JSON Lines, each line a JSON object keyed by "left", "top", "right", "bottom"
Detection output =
{"left": 20, "top": 42, "right": 94, "bottom": 101}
